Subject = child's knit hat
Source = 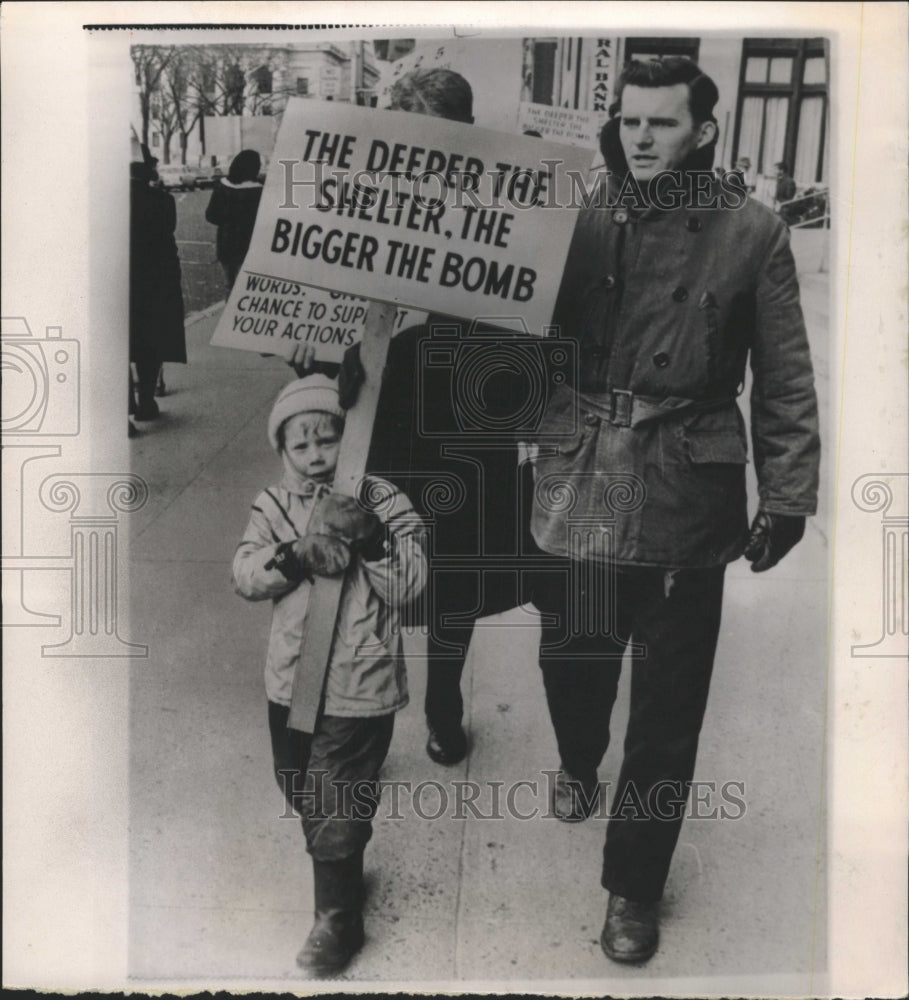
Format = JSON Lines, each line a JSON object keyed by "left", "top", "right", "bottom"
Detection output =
{"left": 267, "top": 375, "right": 345, "bottom": 451}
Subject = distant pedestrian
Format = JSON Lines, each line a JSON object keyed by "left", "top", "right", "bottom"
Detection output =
{"left": 205, "top": 149, "right": 263, "bottom": 291}
{"left": 732, "top": 155, "right": 755, "bottom": 193}
{"left": 773, "top": 160, "right": 797, "bottom": 204}
{"left": 232, "top": 375, "right": 427, "bottom": 975}
{"left": 130, "top": 160, "right": 187, "bottom": 422}
{"left": 773, "top": 161, "right": 798, "bottom": 225}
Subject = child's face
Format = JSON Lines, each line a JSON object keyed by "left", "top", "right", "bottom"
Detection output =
{"left": 282, "top": 413, "right": 341, "bottom": 482}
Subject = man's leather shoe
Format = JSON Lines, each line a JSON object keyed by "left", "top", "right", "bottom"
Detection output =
{"left": 426, "top": 724, "right": 467, "bottom": 765}
{"left": 600, "top": 893, "right": 659, "bottom": 964}
{"left": 551, "top": 768, "right": 600, "bottom": 822}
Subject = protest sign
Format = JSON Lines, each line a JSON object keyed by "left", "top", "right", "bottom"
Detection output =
{"left": 210, "top": 98, "right": 593, "bottom": 360}
{"left": 209, "top": 276, "right": 424, "bottom": 363}
{"left": 517, "top": 101, "right": 605, "bottom": 148}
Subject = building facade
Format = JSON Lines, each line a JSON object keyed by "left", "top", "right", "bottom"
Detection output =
{"left": 132, "top": 41, "right": 379, "bottom": 167}
{"left": 374, "top": 34, "right": 829, "bottom": 194}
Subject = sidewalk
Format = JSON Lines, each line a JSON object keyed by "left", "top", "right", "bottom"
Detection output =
{"left": 127, "top": 275, "right": 829, "bottom": 988}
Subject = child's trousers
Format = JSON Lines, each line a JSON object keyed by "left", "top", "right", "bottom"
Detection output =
{"left": 268, "top": 701, "right": 395, "bottom": 862}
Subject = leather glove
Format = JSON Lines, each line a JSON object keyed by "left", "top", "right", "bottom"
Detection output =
{"left": 266, "top": 534, "right": 351, "bottom": 581}
{"left": 338, "top": 343, "right": 367, "bottom": 410}
{"left": 315, "top": 494, "right": 383, "bottom": 547}
{"left": 743, "top": 511, "right": 805, "bottom": 572}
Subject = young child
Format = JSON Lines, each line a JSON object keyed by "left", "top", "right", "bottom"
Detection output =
{"left": 232, "top": 374, "right": 426, "bottom": 975}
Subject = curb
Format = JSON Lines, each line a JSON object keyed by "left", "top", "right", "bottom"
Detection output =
{"left": 185, "top": 300, "right": 225, "bottom": 328}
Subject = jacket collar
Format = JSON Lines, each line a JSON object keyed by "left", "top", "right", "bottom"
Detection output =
{"left": 280, "top": 459, "right": 333, "bottom": 500}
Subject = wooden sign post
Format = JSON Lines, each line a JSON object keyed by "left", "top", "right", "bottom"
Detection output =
{"left": 287, "top": 298, "right": 396, "bottom": 734}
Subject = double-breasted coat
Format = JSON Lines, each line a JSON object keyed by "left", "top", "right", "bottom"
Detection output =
{"left": 531, "top": 173, "right": 820, "bottom": 569}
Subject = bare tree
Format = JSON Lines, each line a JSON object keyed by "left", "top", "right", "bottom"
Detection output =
{"left": 164, "top": 48, "right": 205, "bottom": 164}
{"left": 132, "top": 45, "right": 177, "bottom": 148}
{"left": 131, "top": 43, "right": 299, "bottom": 163}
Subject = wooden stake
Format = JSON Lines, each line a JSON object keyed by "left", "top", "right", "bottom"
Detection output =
{"left": 288, "top": 299, "right": 397, "bottom": 733}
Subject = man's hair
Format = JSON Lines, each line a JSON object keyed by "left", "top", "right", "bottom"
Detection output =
{"left": 276, "top": 411, "right": 344, "bottom": 453}
{"left": 615, "top": 57, "right": 719, "bottom": 124}
{"left": 388, "top": 68, "right": 473, "bottom": 123}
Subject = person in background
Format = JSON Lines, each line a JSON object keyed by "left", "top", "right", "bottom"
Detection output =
{"left": 773, "top": 160, "right": 797, "bottom": 204}
{"left": 129, "top": 159, "right": 186, "bottom": 423}
{"left": 205, "top": 148, "right": 264, "bottom": 291}
{"left": 233, "top": 375, "right": 426, "bottom": 975}
{"left": 773, "top": 160, "right": 798, "bottom": 225}
{"left": 732, "top": 154, "right": 755, "bottom": 193}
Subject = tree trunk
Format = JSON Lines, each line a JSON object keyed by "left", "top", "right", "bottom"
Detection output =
{"left": 162, "top": 129, "right": 174, "bottom": 164}
{"left": 141, "top": 97, "right": 151, "bottom": 148}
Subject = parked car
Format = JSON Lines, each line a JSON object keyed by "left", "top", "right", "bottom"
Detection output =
{"left": 196, "top": 164, "right": 225, "bottom": 189}
{"left": 156, "top": 164, "right": 199, "bottom": 191}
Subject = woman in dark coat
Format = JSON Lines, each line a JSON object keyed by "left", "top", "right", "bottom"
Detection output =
{"left": 130, "top": 161, "right": 186, "bottom": 420}
{"left": 205, "top": 149, "right": 264, "bottom": 291}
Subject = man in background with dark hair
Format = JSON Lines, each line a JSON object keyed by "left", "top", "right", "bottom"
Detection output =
{"left": 533, "top": 56, "right": 819, "bottom": 964}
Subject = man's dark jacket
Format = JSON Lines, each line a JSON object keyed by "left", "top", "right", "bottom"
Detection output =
{"left": 532, "top": 131, "right": 820, "bottom": 568}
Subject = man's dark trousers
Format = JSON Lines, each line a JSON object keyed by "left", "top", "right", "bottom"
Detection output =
{"left": 537, "top": 560, "right": 726, "bottom": 903}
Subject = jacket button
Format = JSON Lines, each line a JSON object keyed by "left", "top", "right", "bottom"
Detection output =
{"left": 613, "top": 210, "right": 628, "bottom": 224}
{"left": 686, "top": 217, "right": 702, "bottom": 232}
{"left": 584, "top": 412, "right": 598, "bottom": 425}
{"left": 672, "top": 286, "right": 688, "bottom": 302}
{"left": 603, "top": 274, "right": 616, "bottom": 288}
{"left": 653, "top": 352, "right": 671, "bottom": 368}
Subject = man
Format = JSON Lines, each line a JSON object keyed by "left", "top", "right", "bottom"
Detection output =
{"left": 532, "top": 58, "right": 819, "bottom": 964}
{"left": 774, "top": 160, "right": 798, "bottom": 205}
{"left": 732, "top": 154, "right": 755, "bottom": 193}
{"left": 773, "top": 161, "right": 799, "bottom": 226}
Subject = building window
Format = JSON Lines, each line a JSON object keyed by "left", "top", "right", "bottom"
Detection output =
{"left": 296, "top": 77, "right": 309, "bottom": 96}
{"left": 734, "top": 38, "right": 829, "bottom": 185}
{"left": 531, "top": 40, "right": 557, "bottom": 105}
{"left": 225, "top": 64, "right": 245, "bottom": 115}
{"left": 624, "top": 37, "right": 700, "bottom": 63}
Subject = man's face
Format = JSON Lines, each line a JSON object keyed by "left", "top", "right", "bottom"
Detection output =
{"left": 619, "top": 83, "right": 714, "bottom": 180}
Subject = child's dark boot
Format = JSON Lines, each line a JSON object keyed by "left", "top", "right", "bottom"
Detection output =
{"left": 296, "top": 853, "right": 365, "bottom": 975}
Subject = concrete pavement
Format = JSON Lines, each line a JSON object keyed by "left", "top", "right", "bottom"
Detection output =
{"left": 127, "top": 261, "right": 830, "bottom": 990}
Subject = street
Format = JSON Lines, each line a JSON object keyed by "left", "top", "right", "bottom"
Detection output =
{"left": 172, "top": 187, "right": 227, "bottom": 317}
